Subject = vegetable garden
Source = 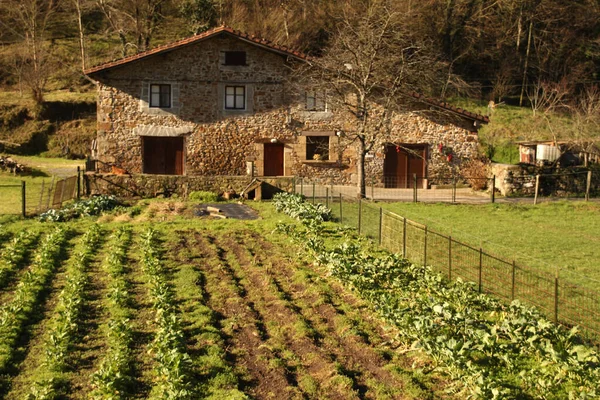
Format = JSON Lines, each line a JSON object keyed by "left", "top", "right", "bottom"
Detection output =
{"left": 0, "top": 196, "right": 597, "bottom": 399}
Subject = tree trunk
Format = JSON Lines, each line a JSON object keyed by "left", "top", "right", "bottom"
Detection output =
{"left": 357, "top": 137, "right": 366, "bottom": 199}
{"left": 73, "top": 0, "right": 86, "bottom": 71}
{"left": 519, "top": 20, "right": 533, "bottom": 107}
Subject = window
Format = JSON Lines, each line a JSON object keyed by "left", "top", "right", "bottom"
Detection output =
{"left": 150, "top": 84, "right": 171, "bottom": 108}
{"left": 306, "top": 136, "right": 329, "bottom": 160}
{"left": 224, "top": 51, "right": 247, "bottom": 66}
{"left": 225, "top": 86, "right": 246, "bottom": 110}
{"left": 306, "top": 91, "right": 326, "bottom": 111}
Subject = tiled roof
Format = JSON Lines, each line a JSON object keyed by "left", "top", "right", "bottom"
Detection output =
{"left": 83, "top": 26, "right": 308, "bottom": 75}
{"left": 84, "top": 27, "right": 488, "bottom": 124}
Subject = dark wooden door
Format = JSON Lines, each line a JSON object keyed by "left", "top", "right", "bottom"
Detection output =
{"left": 383, "top": 145, "right": 426, "bottom": 188}
{"left": 264, "top": 143, "right": 284, "bottom": 176}
{"left": 143, "top": 137, "right": 184, "bottom": 175}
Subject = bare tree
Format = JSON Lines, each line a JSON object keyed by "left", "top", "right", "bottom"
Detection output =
{"left": 1, "top": 0, "right": 59, "bottom": 104}
{"left": 570, "top": 86, "right": 600, "bottom": 166}
{"left": 295, "top": 0, "right": 443, "bottom": 198}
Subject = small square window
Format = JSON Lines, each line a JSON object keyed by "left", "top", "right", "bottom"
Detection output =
{"left": 306, "top": 91, "right": 326, "bottom": 111}
{"left": 150, "top": 84, "right": 171, "bottom": 108}
{"left": 224, "top": 51, "right": 247, "bottom": 66}
{"left": 306, "top": 136, "right": 329, "bottom": 160}
{"left": 225, "top": 86, "right": 246, "bottom": 110}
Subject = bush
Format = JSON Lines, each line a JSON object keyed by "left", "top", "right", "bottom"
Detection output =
{"left": 460, "top": 159, "right": 490, "bottom": 191}
{"left": 188, "top": 190, "right": 220, "bottom": 202}
{"left": 39, "top": 195, "right": 120, "bottom": 222}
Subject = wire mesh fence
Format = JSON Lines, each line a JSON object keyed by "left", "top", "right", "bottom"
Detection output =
{"left": 0, "top": 174, "right": 81, "bottom": 217}
{"left": 309, "top": 188, "right": 600, "bottom": 341}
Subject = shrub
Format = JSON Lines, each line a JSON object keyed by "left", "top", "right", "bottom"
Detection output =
{"left": 39, "top": 195, "right": 120, "bottom": 222}
{"left": 460, "top": 159, "right": 490, "bottom": 191}
{"left": 188, "top": 190, "right": 220, "bottom": 202}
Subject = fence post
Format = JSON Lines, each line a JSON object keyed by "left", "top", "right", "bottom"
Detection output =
{"left": 77, "top": 166, "right": 81, "bottom": 200}
{"left": 371, "top": 179, "right": 375, "bottom": 200}
{"left": 413, "top": 174, "right": 418, "bottom": 203}
{"left": 402, "top": 218, "right": 407, "bottom": 257}
{"left": 511, "top": 261, "right": 516, "bottom": 300}
{"left": 358, "top": 198, "right": 362, "bottom": 235}
{"left": 478, "top": 248, "right": 483, "bottom": 293}
{"left": 554, "top": 270, "right": 559, "bottom": 323}
{"left": 326, "top": 187, "right": 329, "bottom": 208}
{"left": 586, "top": 170, "right": 592, "bottom": 202}
{"left": 378, "top": 207, "right": 383, "bottom": 245}
{"left": 21, "top": 181, "right": 26, "bottom": 218}
{"left": 534, "top": 175, "right": 540, "bottom": 205}
{"left": 452, "top": 177, "right": 457, "bottom": 203}
{"left": 339, "top": 193, "right": 343, "bottom": 224}
{"left": 491, "top": 175, "right": 496, "bottom": 203}
{"left": 423, "top": 226, "right": 428, "bottom": 266}
{"left": 448, "top": 236, "right": 452, "bottom": 280}
{"left": 312, "top": 182, "right": 316, "bottom": 204}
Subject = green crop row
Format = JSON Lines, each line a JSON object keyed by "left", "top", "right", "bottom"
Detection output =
{"left": 90, "top": 226, "right": 135, "bottom": 399}
{"left": 27, "top": 224, "right": 102, "bottom": 399}
{"left": 140, "top": 229, "right": 194, "bottom": 400}
{"left": 0, "top": 230, "right": 38, "bottom": 288}
{"left": 0, "top": 227, "right": 68, "bottom": 376}
{"left": 274, "top": 196, "right": 600, "bottom": 399}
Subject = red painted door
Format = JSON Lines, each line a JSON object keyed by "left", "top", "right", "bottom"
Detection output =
{"left": 383, "top": 145, "right": 426, "bottom": 188}
{"left": 264, "top": 143, "right": 284, "bottom": 176}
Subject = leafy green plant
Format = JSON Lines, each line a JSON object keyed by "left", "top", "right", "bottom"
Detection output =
{"left": 274, "top": 195, "right": 600, "bottom": 399}
{"left": 39, "top": 195, "right": 120, "bottom": 222}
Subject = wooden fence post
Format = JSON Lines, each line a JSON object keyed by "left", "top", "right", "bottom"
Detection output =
{"left": 478, "top": 248, "right": 483, "bottom": 293}
{"left": 378, "top": 207, "right": 383, "bottom": 245}
{"left": 339, "top": 193, "right": 343, "bottom": 224}
{"left": 358, "top": 198, "right": 362, "bottom": 235}
{"left": 585, "top": 171, "right": 592, "bottom": 202}
{"left": 312, "top": 182, "right": 316, "bottom": 204}
{"left": 21, "top": 181, "right": 26, "bottom": 218}
{"left": 413, "top": 174, "right": 418, "bottom": 203}
{"left": 326, "top": 187, "right": 329, "bottom": 208}
{"left": 491, "top": 175, "right": 496, "bottom": 203}
{"left": 452, "top": 177, "right": 457, "bottom": 203}
{"left": 423, "top": 226, "right": 428, "bottom": 266}
{"left": 77, "top": 166, "right": 81, "bottom": 200}
{"left": 448, "top": 236, "right": 452, "bottom": 280}
{"left": 554, "top": 270, "right": 559, "bottom": 323}
{"left": 534, "top": 175, "right": 540, "bottom": 205}
{"left": 402, "top": 218, "right": 407, "bottom": 257}
{"left": 511, "top": 261, "right": 516, "bottom": 300}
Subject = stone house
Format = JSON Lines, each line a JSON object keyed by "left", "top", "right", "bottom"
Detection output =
{"left": 84, "top": 26, "right": 488, "bottom": 190}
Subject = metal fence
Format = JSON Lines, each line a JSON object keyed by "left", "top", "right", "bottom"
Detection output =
{"left": 0, "top": 173, "right": 81, "bottom": 217}
{"left": 306, "top": 189, "right": 600, "bottom": 341}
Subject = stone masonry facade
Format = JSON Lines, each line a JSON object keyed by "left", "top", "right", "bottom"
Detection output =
{"left": 88, "top": 28, "right": 484, "bottom": 190}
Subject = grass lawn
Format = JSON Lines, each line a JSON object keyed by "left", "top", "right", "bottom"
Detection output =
{"left": 377, "top": 201, "right": 600, "bottom": 289}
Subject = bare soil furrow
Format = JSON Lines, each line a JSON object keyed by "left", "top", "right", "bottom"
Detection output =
{"left": 209, "top": 232, "right": 362, "bottom": 400}
{"left": 192, "top": 231, "right": 303, "bottom": 400}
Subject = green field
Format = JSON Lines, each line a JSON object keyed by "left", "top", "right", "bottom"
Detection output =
{"left": 375, "top": 201, "right": 600, "bottom": 286}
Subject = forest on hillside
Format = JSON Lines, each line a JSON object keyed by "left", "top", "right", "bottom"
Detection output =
{"left": 0, "top": 0, "right": 599, "bottom": 160}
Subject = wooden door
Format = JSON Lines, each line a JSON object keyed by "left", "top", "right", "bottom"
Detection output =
{"left": 383, "top": 144, "right": 426, "bottom": 188}
{"left": 264, "top": 143, "right": 284, "bottom": 176}
{"left": 143, "top": 137, "right": 184, "bottom": 175}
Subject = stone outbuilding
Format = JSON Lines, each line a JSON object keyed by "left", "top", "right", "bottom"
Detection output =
{"left": 84, "top": 26, "right": 488, "bottom": 190}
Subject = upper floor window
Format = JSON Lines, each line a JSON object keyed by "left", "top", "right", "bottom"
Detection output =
{"left": 306, "top": 91, "right": 326, "bottom": 111}
{"left": 150, "top": 84, "right": 171, "bottom": 108}
{"left": 306, "top": 136, "right": 330, "bottom": 160}
{"left": 224, "top": 51, "right": 247, "bottom": 66}
{"left": 225, "top": 85, "right": 246, "bottom": 110}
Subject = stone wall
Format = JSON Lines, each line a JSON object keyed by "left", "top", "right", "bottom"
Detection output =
{"left": 92, "top": 32, "right": 483, "bottom": 188}
{"left": 84, "top": 173, "right": 294, "bottom": 199}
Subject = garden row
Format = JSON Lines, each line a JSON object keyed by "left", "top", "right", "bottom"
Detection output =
{"left": 273, "top": 192, "right": 600, "bottom": 399}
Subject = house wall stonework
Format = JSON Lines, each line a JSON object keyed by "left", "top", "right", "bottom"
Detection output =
{"left": 92, "top": 32, "right": 482, "bottom": 188}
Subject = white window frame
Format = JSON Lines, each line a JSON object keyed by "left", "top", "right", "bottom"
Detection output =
{"left": 225, "top": 85, "right": 246, "bottom": 110}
